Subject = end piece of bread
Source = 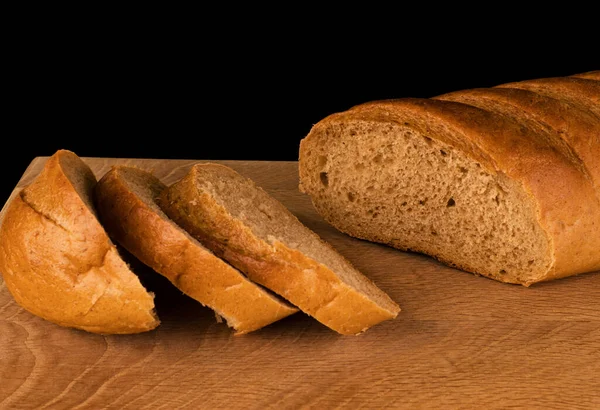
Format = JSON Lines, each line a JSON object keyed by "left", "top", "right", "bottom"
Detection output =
{"left": 298, "top": 73, "right": 600, "bottom": 287}
{"left": 0, "top": 150, "right": 159, "bottom": 334}
{"left": 157, "top": 163, "right": 400, "bottom": 335}
{"left": 94, "top": 165, "right": 298, "bottom": 334}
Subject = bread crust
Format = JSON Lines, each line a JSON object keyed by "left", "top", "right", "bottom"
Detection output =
{"left": 0, "top": 150, "right": 159, "bottom": 334}
{"left": 158, "top": 164, "right": 400, "bottom": 335}
{"left": 433, "top": 86, "right": 600, "bottom": 194}
{"left": 94, "top": 166, "right": 298, "bottom": 334}
{"left": 496, "top": 76, "right": 600, "bottom": 118}
{"left": 571, "top": 70, "right": 600, "bottom": 81}
{"left": 299, "top": 74, "right": 600, "bottom": 286}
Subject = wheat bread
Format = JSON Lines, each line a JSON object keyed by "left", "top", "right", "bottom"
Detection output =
{"left": 298, "top": 74, "right": 600, "bottom": 286}
{"left": 95, "top": 165, "right": 298, "bottom": 334}
{"left": 0, "top": 150, "right": 159, "bottom": 334}
{"left": 157, "top": 163, "right": 400, "bottom": 335}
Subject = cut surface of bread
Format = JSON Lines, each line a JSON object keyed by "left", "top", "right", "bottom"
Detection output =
{"left": 0, "top": 150, "right": 159, "bottom": 334}
{"left": 94, "top": 165, "right": 298, "bottom": 334}
{"left": 157, "top": 163, "right": 400, "bottom": 335}
{"left": 298, "top": 74, "right": 600, "bottom": 287}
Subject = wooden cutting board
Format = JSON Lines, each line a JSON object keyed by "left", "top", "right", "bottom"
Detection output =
{"left": 1, "top": 157, "right": 599, "bottom": 410}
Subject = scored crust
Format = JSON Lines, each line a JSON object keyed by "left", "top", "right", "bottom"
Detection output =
{"left": 495, "top": 76, "right": 600, "bottom": 118}
{"left": 433, "top": 86, "right": 600, "bottom": 194}
{"left": 570, "top": 70, "right": 600, "bottom": 81}
{"left": 0, "top": 150, "right": 159, "bottom": 334}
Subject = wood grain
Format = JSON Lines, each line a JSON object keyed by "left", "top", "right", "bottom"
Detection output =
{"left": 1, "top": 157, "right": 599, "bottom": 409}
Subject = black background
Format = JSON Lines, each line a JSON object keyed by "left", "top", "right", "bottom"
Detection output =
{"left": 3, "top": 16, "right": 598, "bottom": 206}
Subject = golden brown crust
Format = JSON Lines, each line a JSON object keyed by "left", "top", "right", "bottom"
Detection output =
{"left": 0, "top": 150, "right": 159, "bottom": 334}
{"left": 571, "top": 70, "right": 600, "bottom": 81}
{"left": 299, "top": 73, "right": 600, "bottom": 286}
{"left": 496, "top": 76, "right": 600, "bottom": 118}
{"left": 94, "top": 166, "right": 298, "bottom": 334}
{"left": 158, "top": 164, "right": 400, "bottom": 335}
{"left": 433, "top": 86, "right": 600, "bottom": 193}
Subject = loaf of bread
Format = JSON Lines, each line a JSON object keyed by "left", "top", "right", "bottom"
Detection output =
{"left": 298, "top": 72, "right": 600, "bottom": 286}
{"left": 94, "top": 165, "right": 298, "bottom": 334}
{"left": 0, "top": 150, "right": 159, "bottom": 334}
{"left": 157, "top": 163, "right": 400, "bottom": 335}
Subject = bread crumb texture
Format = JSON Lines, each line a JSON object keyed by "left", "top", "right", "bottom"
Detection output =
{"left": 158, "top": 163, "right": 400, "bottom": 335}
{"left": 299, "top": 72, "right": 600, "bottom": 286}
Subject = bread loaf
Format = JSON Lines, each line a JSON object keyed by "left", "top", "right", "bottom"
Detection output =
{"left": 157, "top": 163, "right": 400, "bottom": 335}
{"left": 298, "top": 72, "right": 600, "bottom": 286}
{"left": 94, "top": 165, "right": 298, "bottom": 334}
{"left": 0, "top": 150, "right": 159, "bottom": 334}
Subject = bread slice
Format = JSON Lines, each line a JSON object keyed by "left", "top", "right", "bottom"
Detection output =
{"left": 94, "top": 165, "right": 298, "bottom": 334}
{"left": 298, "top": 79, "right": 600, "bottom": 286}
{"left": 157, "top": 163, "right": 400, "bottom": 335}
{"left": 0, "top": 150, "right": 159, "bottom": 334}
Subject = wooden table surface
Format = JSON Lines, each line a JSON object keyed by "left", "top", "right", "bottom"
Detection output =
{"left": 1, "top": 157, "right": 599, "bottom": 410}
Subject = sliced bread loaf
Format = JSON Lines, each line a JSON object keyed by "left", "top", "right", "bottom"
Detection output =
{"left": 298, "top": 74, "right": 600, "bottom": 286}
{"left": 94, "top": 165, "right": 298, "bottom": 334}
{"left": 157, "top": 163, "right": 400, "bottom": 335}
{"left": 0, "top": 150, "right": 159, "bottom": 334}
